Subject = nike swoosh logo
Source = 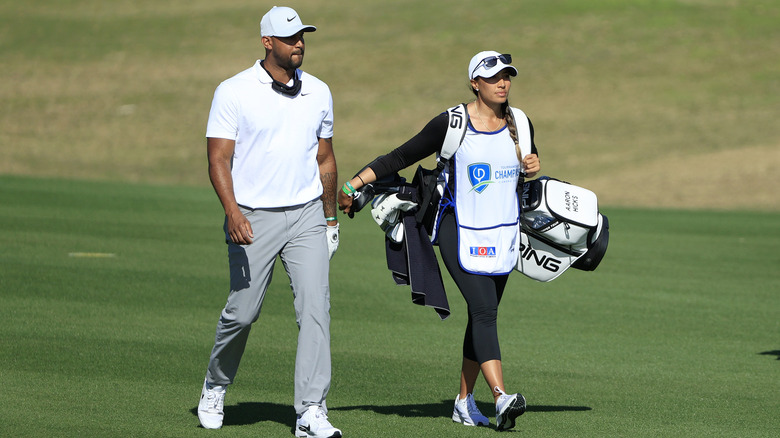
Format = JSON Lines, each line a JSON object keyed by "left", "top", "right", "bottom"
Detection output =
{"left": 287, "top": 16, "right": 296, "bottom": 22}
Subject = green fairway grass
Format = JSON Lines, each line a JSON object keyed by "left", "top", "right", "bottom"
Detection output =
{"left": 1, "top": 0, "right": 778, "bottom": 436}
{"left": 1, "top": 175, "right": 778, "bottom": 437}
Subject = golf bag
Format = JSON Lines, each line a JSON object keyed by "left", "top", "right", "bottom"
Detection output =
{"left": 350, "top": 102, "right": 609, "bottom": 282}
{"left": 516, "top": 176, "right": 609, "bottom": 282}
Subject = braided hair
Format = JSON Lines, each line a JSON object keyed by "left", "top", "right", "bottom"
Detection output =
{"left": 502, "top": 101, "right": 523, "bottom": 163}
{"left": 470, "top": 86, "right": 522, "bottom": 163}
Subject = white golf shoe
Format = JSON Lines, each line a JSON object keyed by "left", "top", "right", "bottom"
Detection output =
{"left": 494, "top": 387, "right": 526, "bottom": 431}
{"left": 295, "top": 406, "right": 342, "bottom": 438}
{"left": 197, "top": 379, "right": 226, "bottom": 429}
{"left": 452, "top": 393, "right": 490, "bottom": 426}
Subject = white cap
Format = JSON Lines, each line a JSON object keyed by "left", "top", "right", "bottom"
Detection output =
{"left": 468, "top": 50, "right": 517, "bottom": 80}
{"left": 260, "top": 6, "right": 316, "bottom": 37}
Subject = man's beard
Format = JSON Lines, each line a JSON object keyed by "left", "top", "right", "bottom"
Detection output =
{"left": 275, "top": 51, "right": 304, "bottom": 71}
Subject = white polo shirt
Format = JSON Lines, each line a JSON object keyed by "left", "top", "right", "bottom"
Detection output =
{"left": 206, "top": 60, "right": 334, "bottom": 209}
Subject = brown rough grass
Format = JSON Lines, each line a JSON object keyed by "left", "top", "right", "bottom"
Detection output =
{"left": 1, "top": 0, "right": 777, "bottom": 211}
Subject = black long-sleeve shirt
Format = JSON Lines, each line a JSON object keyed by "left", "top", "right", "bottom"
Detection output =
{"left": 368, "top": 110, "right": 538, "bottom": 179}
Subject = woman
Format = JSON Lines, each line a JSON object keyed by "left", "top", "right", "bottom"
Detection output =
{"left": 338, "top": 51, "right": 540, "bottom": 431}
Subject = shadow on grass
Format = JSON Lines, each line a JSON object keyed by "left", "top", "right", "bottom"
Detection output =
{"left": 759, "top": 350, "right": 780, "bottom": 360}
{"left": 190, "top": 399, "right": 592, "bottom": 430}
{"left": 190, "top": 402, "right": 294, "bottom": 429}
{"left": 332, "top": 399, "right": 592, "bottom": 419}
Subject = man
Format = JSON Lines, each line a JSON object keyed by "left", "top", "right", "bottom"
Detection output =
{"left": 198, "top": 6, "right": 342, "bottom": 438}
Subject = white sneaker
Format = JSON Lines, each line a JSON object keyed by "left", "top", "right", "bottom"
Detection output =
{"left": 197, "top": 379, "right": 226, "bottom": 429}
{"left": 495, "top": 387, "right": 526, "bottom": 431}
{"left": 295, "top": 406, "right": 342, "bottom": 438}
{"left": 452, "top": 393, "right": 489, "bottom": 426}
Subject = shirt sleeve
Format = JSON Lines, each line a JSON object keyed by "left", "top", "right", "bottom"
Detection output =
{"left": 369, "top": 110, "right": 537, "bottom": 178}
{"left": 205, "top": 82, "right": 239, "bottom": 140}
{"left": 317, "top": 88, "right": 334, "bottom": 139}
{"left": 368, "top": 112, "right": 448, "bottom": 179}
{"left": 528, "top": 117, "right": 539, "bottom": 156}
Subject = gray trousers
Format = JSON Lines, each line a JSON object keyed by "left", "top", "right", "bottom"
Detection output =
{"left": 205, "top": 199, "right": 332, "bottom": 415}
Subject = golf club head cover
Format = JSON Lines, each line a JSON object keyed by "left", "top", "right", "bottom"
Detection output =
{"left": 371, "top": 193, "right": 418, "bottom": 243}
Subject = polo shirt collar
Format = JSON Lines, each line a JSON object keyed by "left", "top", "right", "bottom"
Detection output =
{"left": 254, "top": 60, "right": 301, "bottom": 86}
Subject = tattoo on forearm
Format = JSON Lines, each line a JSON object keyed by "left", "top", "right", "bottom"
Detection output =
{"left": 320, "top": 171, "right": 338, "bottom": 218}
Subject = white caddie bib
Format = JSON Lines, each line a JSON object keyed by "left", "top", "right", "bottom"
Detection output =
{"left": 450, "top": 110, "right": 532, "bottom": 274}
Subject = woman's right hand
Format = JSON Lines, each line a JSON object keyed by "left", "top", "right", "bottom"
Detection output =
{"left": 338, "top": 169, "right": 377, "bottom": 216}
{"left": 338, "top": 188, "right": 354, "bottom": 215}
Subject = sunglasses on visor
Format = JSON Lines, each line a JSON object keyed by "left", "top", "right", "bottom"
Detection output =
{"left": 472, "top": 54, "right": 512, "bottom": 76}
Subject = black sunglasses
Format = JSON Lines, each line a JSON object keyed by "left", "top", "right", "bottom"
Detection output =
{"left": 472, "top": 54, "right": 512, "bottom": 77}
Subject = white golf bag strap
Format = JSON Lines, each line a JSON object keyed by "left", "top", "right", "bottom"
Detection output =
{"left": 441, "top": 104, "right": 468, "bottom": 161}
{"left": 510, "top": 106, "right": 533, "bottom": 159}
{"left": 442, "top": 104, "right": 532, "bottom": 161}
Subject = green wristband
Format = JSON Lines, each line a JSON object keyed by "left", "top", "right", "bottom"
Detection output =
{"left": 341, "top": 185, "right": 353, "bottom": 196}
{"left": 325, "top": 217, "right": 337, "bottom": 221}
{"left": 345, "top": 181, "right": 356, "bottom": 193}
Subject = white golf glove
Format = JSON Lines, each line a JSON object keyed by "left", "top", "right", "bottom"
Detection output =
{"left": 371, "top": 194, "right": 417, "bottom": 243}
{"left": 326, "top": 223, "right": 339, "bottom": 260}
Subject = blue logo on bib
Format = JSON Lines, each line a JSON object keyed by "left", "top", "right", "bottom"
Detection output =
{"left": 468, "top": 163, "right": 492, "bottom": 193}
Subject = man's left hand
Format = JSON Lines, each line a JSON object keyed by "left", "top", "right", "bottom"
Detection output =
{"left": 326, "top": 223, "right": 339, "bottom": 259}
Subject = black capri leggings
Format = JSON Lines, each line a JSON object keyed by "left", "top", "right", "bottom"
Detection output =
{"left": 437, "top": 212, "right": 509, "bottom": 363}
